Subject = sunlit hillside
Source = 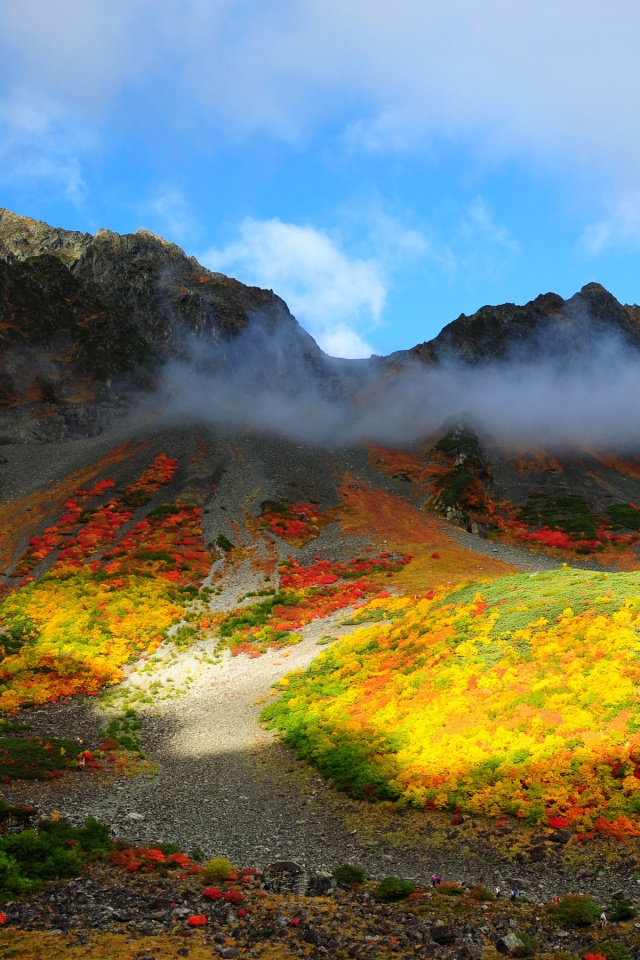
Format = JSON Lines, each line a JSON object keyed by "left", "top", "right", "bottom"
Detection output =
{"left": 264, "top": 567, "right": 640, "bottom": 837}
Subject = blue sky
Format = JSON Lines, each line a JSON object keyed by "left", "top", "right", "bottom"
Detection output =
{"left": 2, "top": 1, "right": 640, "bottom": 358}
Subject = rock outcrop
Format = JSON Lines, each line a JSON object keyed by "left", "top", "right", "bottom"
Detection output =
{"left": 387, "top": 282, "right": 640, "bottom": 367}
{"left": 0, "top": 208, "right": 338, "bottom": 441}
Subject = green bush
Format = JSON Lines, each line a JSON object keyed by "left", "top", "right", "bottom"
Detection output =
{"left": 376, "top": 876, "right": 417, "bottom": 901}
{"left": 0, "top": 815, "right": 111, "bottom": 897}
{"left": 607, "top": 504, "right": 640, "bottom": 531}
{"left": 215, "top": 534, "right": 234, "bottom": 553}
{"left": 549, "top": 894, "right": 600, "bottom": 927}
{"left": 0, "top": 734, "right": 82, "bottom": 780}
{"left": 202, "top": 856, "right": 235, "bottom": 882}
{"left": 599, "top": 942, "right": 630, "bottom": 960}
{"left": 609, "top": 899, "right": 637, "bottom": 922}
{"left": 332, "top": 863, "right": 366, "bottom": 886}
{"left": 101, "top": 711, "right": 142, "bottom": 754}
{"left": 513, "top": 931, "right": 537, "bottom": 957}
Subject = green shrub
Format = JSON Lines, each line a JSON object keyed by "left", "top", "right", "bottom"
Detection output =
{"left": 599, "top": 942, "right": 630, "bottom": 960}
{"left": 609, "top": 899, "right": 637, "bottom": 922}
{"left": 0, "top": 815, "right": 111, "bottom": 897}
{"left": 549, "top": 894, "right": 600, "bottom": 927}
{"left": 101, "top": 711, "right": 142, "bottom": 754}
{"left": 155, "top": 842, "right": 181, "bottom": 856}
{"left": 202, "top": 856, "right": 235, "bottom": 882}
{"left": 607, "top": 504, "right": 640, "bottom": 531}
{"left": 0, "top": 734, "right": 82, "bottom": 780}
{"left": 332, "top": 863, "right": 366, "bottom": 886}
{"left": 376, "top": 876, "right": 417, "bottom": 901}
{"left": 215, "top": 534, "right": 234, "bottom": 553}
{"left": 513, "top": 931, "right": 537, "bottom": 957}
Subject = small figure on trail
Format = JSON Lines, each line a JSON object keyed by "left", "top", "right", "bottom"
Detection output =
{"left": 495, "top": 886, "right": 501, "bottom": 899}
{"left": 510, "top": 889, "right": 518, "bottom": 902}
{"left": 552, "top": 896, "right": 559, "bottom": 904}
{"left": 77, "top": 755, "right": 86, "bottom": 770}
{"left": 109, "top": 826, "right": 117, "bottom": 841}
{"left": 601, "top": 912, "right": 608, "bottom": 928}
{"left": 436, "top": 874, "right": 442, "bottom": 886}
{"left": 432, "top": 874, "right": 437, "bottom": 888}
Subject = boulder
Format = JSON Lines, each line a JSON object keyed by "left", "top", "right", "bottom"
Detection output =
{"left": 262, "top": 860, "right": 336, "bottom": 896}
{"left": 431, "top": 924, "right": 459, "bottom": 944}
{"left": 529, "top": 845, "right": 546, "bottom": 862}
{"left": 457, "top": 941, "right": 484, "bottom": 960}
{"left": 496, "top": 934, "right": 525, "bottom": 955}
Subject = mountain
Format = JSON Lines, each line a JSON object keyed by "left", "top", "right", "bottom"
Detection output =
{"left": 0, "top": 208, "right": 337, "bottom": 441}
{"left": 4, "top": 208, "right": 640, "bottom": 447}
{"left": 4, "top": 210, "right": 640, "bottom": 920}
{"left": 388, "top": 281, "right": 640, "bottom": 366}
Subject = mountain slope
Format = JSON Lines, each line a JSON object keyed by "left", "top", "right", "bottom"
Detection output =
{"left": 391, "top": 281, "right": 640, "bottom": 366}
{"left": 0, "top": 208, "right": 337, "bottom": 441}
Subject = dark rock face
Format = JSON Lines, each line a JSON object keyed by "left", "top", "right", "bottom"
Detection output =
{"left": 388, "top": 283, "right": 640, "bottom": 367}
{"left": 0, "top": 208, "right": 338, "bottom": 441}
{"left": 3, "top": 207, "right": 640, "bottom": 446}
{"left": 431, "top": 923, "right": 459, "bottom": 944}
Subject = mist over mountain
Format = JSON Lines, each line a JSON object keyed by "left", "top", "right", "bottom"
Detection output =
{"left": 2, "top": 208, "right": 640, "bottom": 449}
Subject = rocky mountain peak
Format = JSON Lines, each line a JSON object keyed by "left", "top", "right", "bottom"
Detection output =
{"left": 390, "top": 283, "right": 640, "bottom": 368}
{"left": 0, "top": 208, "right": 338, "bottom": 443}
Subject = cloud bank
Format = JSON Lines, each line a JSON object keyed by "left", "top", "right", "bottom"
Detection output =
{"left": 4, "top": 1, "right": 640, "bottom": 180}
{"left": 154, "top": 315, "right": 640, "bottom": 452}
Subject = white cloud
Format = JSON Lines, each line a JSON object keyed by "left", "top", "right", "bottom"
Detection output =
{"left": 140, "top": 187, "right": 194, "bottom": 245}
{"left": 0, "top": 89, "right": 89, "bottom": 202}
{"left": 463, "top": 201, "right": 521, "bottom": 258}
{"left": 579, "top": 192, "right": 640, "bottom": 257}
{"left": 3, "top": 0, "right": 640, "bottom": 184}
{"left": 203, "top": 218, "right": 386, "bottom": 357}
{"left": 408, "top": 200, "right": 520, "bottom": 286}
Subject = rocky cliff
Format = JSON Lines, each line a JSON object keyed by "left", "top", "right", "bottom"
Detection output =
{"left": 389, "top": 282, "right": 640, "bottom": 367}
{"left": 3, "top": 207, "right": 640, "bottom": 444}
{"left": 0, "top": 209, "right": 335, "bottom": 441}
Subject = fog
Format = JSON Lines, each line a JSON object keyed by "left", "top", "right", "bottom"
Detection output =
{"left": 152, "top": 313, "right": 640, "bottom": 451}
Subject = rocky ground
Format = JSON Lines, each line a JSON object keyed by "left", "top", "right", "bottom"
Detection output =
{"left": 4, "top": 859, "right": 640, "bottom": 960}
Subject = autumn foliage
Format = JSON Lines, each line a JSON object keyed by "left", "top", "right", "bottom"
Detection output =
{"left": 0, "top": 455, "right": 211, "bottom": 712}
{"left": 264, "top": 567, "right": 640, "bottom": 835}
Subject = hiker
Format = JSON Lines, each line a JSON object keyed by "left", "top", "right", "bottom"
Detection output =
{"left": 436, "top": 874, "right": 442, "bottom": 886}
{"left": 552, "top": 896, "right": 559, "bottom": 904}
{"left": 495, "top": 886, "right": 501, "bottom": 899}
{"left": 432, "top": 874, "right": 438, "bottom": 888}
{"left": 601, "top": 912, "right": 608, "bottom": 928}
{"left": 510, "top": 889, "right": 518, "bottom": 902}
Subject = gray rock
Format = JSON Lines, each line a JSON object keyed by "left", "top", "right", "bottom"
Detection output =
{"left": 549, "top": 829, "right": 571, "bottom": 844}
{"left": 219, "top": 950, "right": 240, "bottom": 959}
{"left": 262, "top": 860, "right": 336, "bottom": 896}
{"left": 496, "top": 934, "right": 525, "bottom": 955}
{"left": 457, "top": 942, "right": 484, "bottom": 960}
{"left": 431, "top": 924, "right": 459, "bottom": 945}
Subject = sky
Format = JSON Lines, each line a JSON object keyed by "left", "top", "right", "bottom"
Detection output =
{"left": 2, "top": 2, "right": 640, "bottom": 359}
